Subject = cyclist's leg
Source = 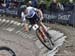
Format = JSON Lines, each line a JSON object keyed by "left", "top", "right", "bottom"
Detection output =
{"left": 26, "top": 17, "right": 35, "bottom": 31}
{"left": 21, "top": 14, "right": 29, "bottom": 32}
{"left": 38, "top": 22, "right": 50, "bottom": 41}
{"left": 34, "top": 14, "right": 48, "bottom": 40}
{"left": 40, "top": 22, "right": 48, "bottom": 31}
{"left": 39, "top": 26, "right": 47, "bottom": 41}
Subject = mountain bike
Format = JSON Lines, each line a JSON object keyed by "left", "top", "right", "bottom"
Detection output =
{"left": 31, "top": 21, "right": 54, "bottom": 50}
{"left": 0, "top": 46, "right": 16, "bottom": 56}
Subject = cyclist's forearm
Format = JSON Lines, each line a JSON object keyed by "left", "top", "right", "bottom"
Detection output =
{"left": 39, "top": 10, "right": 43, "bottom": 17}
{"left": 37, "top": 9, "right": 43, "bottom": 20}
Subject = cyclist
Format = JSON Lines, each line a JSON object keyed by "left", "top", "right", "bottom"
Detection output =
{"left": 21, "top": 1, "right": 48, "bottom": 41}
{"left": 21, "top": 2, "right": 42, "bottom": 30}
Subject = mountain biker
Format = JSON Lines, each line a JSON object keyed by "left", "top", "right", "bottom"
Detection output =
{"left": 21, "top": 1, "right": 48, "bottom": 40}
{"left": 21, "top": 1, "right": 44, "bottom": 31}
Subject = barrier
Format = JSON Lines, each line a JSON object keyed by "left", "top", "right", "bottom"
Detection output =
{"left": 43, "top": 8, "right": 75, "bottom": 26}
{"left": 68, "top": 12, "right": 75, "bottom": 26}
{"left": 43, "top": 4, "right": 75, "bottom": 26}
{"left": 0, "top": 3, "right": 75, "bottom": 26}
{"left": 5, "top": 8, "right": 19, "bottom": 16}
{"left": 0, "top": 8, "right": 6, "bottom": 14}
{"left": 44, "top": 14, "right": 57, "bottom": 23}
{"left": 57, "top": 11, "right": 72, "bottom": 24}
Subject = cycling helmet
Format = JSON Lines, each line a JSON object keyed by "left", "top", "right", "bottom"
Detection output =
{"left": 20, "top": 5, "right": 27, "bottom": 9}
{"left": 20, "top": 5, "right": 27, "bottom": 11}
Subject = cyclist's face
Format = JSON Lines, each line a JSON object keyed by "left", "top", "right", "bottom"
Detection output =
{"left": 53, "top": 0, "right": 57, "bottom": 3}
{"left": 69, "top": 0, "right": 73, "bottom": 3}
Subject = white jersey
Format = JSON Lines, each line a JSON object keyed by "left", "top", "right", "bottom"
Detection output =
{"left": 26, "top": 6, "right": 37, "bottom": 18}
{"left": 21, "top": 6, "right": 37, "bottom": 22}
{"left": 21, "top": 12, "right": 26, "bottom": 22}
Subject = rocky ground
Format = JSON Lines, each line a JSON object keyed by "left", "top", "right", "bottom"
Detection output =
{"left": 47, "top": 23, "right": 75, "bottom": 56}
{"left": 0, "top": 15, "right": 75, "bottom": 56}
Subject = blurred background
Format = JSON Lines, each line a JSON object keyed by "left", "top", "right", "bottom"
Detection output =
{"left": 0, "top": 0, "right": 75, "bottom": 27}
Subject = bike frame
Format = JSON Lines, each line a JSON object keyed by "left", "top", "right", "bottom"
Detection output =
{"left": 32, "top": 21, "right": 54, "bottom": 50}
{"left": 32, "top": 21, "right": 48, "bottom": 41}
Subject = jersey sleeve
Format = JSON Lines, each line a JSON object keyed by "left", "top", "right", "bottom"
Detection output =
{"left": 21, "top": 12, "right": 26, "bottom": 22}
{"left": 33, "top": 8, "right": 38, "bottom": 11}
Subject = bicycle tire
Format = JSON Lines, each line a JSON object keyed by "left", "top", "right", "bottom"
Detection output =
{"left": 0, "top": 46, "right": 16, "bottom": 56}
{"left": 36, "top": 29, "right": 54, "bottom": 50}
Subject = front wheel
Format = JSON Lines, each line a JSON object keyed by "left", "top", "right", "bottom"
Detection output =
{"left": 0, "top": 46, "right": 16, "bottom": 56}
{"left": 36, "top": 30, "right": 54, "bottom": 50}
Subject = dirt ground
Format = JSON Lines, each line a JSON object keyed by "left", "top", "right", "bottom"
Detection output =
{"left": 0, "top": 16, "right": 75, "bottom": 56}
{"left": 47, "top": 23, "right": 75, "bottom": 56}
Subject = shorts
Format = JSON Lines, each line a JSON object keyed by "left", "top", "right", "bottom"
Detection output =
{"left": 27, "top": 14, "right": 40, "bottom": 25}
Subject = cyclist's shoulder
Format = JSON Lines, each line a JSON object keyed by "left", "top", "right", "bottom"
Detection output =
{"left": 26, "top": 6, "right": 33, "bottom": 9}
{"left": 26, "top": 6, "right": 38, "bottom": 10}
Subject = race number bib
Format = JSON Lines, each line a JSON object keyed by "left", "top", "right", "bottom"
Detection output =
{"left": 32, "top": 24, "right": 39, "bottom": 30}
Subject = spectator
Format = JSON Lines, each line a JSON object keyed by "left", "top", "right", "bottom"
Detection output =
{"left": 27, "top": 1, "right": 32, "bottom": 7}
{"left": 1, "top": 3, "right": 6, "bottom": 7}
{"left": 0, "top": 1, "right": 6, "bottom": 8}
{"left": 49, "top": 0, "right": 59, "bottom": 12}
{"left": 49, "top": 0, "right": 64, "bottom": 12}
{"left": 0, "top": 3, "right": 2, "bottom": 8}
{"left": 63, "top": 0, "right": 74, "bottom": 11}
{"left": 32, "top": 0, "right": 38, "bottom": 8}
{"left": 57, "top": 2, "right": 64, "bottom": 11}
{"left": 39, "top": 1, "right": 46, "bottom": 13}
{"left": 0, "top": 0, "right": 3, "bottom": 8}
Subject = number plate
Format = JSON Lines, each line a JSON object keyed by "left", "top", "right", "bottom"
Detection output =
{"left": 32, "top": 24, "right": 39, "bottom": 31}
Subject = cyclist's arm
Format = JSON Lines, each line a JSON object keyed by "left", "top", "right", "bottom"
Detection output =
{"left": 21, "top": 12, "right": 26, "bottom": 22}
{"left": 37, "top": 9, "right": 44, "bottom": 21}
{"left": 21, "top": 11, "right": 29, "bottom": 32}
{"left": 21, "top": 12, "right": 27, "bottom": 23}
{"left": 35, "top": 9, "right": 48, "bottom": 31}
{"left": 34, "top": 8, "right": 44, "bottom": 21}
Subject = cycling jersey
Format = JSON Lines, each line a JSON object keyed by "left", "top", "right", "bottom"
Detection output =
{"left": 26, "top": 6, "right": 37, "bottom": 18}
{"left": 21, "top": 6, "right": 40, "bottom": 25}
